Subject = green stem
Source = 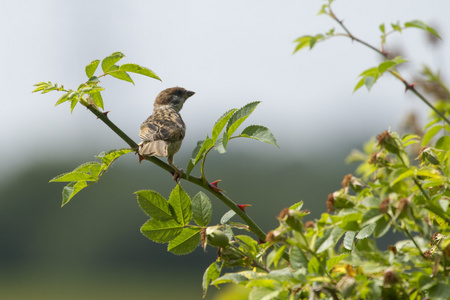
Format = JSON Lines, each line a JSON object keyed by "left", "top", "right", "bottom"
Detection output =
{"left": 329, "top": 7, "right": 450, "bottom": 127}
{"left": 403, "top": 226, "right": 427, "bottom": 259}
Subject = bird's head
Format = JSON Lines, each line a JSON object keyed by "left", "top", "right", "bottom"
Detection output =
{"left": 154, "top": 87, "right": 195, "bottom": 112}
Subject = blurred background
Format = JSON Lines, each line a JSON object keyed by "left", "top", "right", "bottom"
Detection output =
{"left": 1, "top": 0, "right": 449, "bottom": 299}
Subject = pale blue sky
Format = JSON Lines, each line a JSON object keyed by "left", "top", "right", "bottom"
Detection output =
{"left": 1, "top": 0, "right": 449, "bottom": 174}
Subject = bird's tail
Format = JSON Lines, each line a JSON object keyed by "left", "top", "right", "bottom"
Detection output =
{"left": 139, "top": 141, "right": 168, "bottom": 157}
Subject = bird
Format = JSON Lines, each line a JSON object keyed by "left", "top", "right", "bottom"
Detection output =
{"left": 138, "top": 87, "right": 195, "bottom": 180}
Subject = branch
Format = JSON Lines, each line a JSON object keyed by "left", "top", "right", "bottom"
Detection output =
{"left": 79, "top": 99, "right": 270, "bottom": 244}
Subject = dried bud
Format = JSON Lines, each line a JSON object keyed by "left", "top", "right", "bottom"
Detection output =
{"left": 278, "top": 208, "right": 289, "bottom": 221}
{"left": 265, "top": 229, "right": 285, "bottom": 243}
{"left": 432, "top": 232, "right": 439, "bottom": 242}
{"left": 377, "top": 130, "right": 391, "bottom": 147}
{"left": 383, "top": 268, "right": 398, "bottom": 286}
{"left": 305, "top": 220, "right": 315, "bottom": 229}
{"left": 379, "top": 198, "right": 390, "bottom": 214}
{"left": 397, "top": 198, "right": 409, "bottom": 213}
{"left": 341, "top": 174, "right": 353, "bottom": 188}
{"left": 266, "top": 230, "right": 276, "bottom": 242}
{"left": 368, "top": 152, "right": 378, "bottom": 164}
{"left": 388, "top": 245, "right": 397, "bottom": 255}
{"left": 326, "top": 193, "right": 335, "bottom": 212}
{"left": 424, "top": 249, "right": 433, "bottom": 259}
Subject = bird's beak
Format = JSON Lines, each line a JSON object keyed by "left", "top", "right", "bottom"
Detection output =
{"left": 186, "top": 90, "right": 195, "bottom": 98}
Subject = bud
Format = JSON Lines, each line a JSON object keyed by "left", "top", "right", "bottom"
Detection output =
{"left": 206, "top": 228, "right": 229, "bottom": 248}
{"left": 326, "top": 193, "right": 335, "bottom": 212}
{"left": 379, "top": 198, "right": 390, "bottom": 214}
{"left": 341, "top": 174, "right": 352, "bottom": 188}
{"left": 383, "top": 267, "right": 398, "bottom": 286}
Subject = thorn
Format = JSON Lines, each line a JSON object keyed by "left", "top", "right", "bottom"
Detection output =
{"left": 405, "top": 83, "right": 416, "bottom": 93}
{"left": 209, "top": 180, "right": 225, "bottom": 193}
{"left": 258, "top": 238, "right": 265, "bottom": 245}
{"left": 138, "top": 154, "right": 145, "bottom": 164}
{"left": 96, "top": 111, "right": 110, "bottom": 119}
{"left": 237, "top": 204, "right": 251, "bottom": 212}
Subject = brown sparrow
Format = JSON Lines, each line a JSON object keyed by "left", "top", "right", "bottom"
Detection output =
{"left": 139, "top": 87, "right": 195, "bottom": 179}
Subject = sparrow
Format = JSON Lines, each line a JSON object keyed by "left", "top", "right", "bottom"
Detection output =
{"left": 138, "top": 87, "right": 195, "bottom": 179}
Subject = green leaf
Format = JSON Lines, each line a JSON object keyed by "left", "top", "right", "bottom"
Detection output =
{"left": 202, "top": 261, "right": 222, "bottom": 298}
{"left": 307, "top": 256, "right": 323, "bottom": 275}
{"left": 213, "top": 273, "right": 249, "bottom": 285}
{"left": 186, "top": 138, "right": 214, "bottom": 176}
{"left": 119, "top": 63, "right": 161, "bottom": 81}
{"left": 290, "top": 246, "right": 308, "bottom": 269}
{"left": 220, "top": 210, "right": 236, "bottom": 224}
{"left": 95, "top": 148, "right": 132, "bottom": 166}
{"left": 353, "top": 77, "right": 366, "bottom": 93}
{"left": 50, "top": 171, "right": 96, "bottom": 182}
{"left": 356, "top": 223, "right": 376, "bottom": 239}
{"left": 226, "top": 101, "right": 260, "bottom": 140}
{"left": 168, "top": 184, "right": 192, "bottom": 225}
{"left": 192, "top": 192, "right": 213, "bottom": 226}
{"left": 378, "top": 56, "right": 407, "bottom": 74}
{"left": 106, "top": 65, "right": 134, "bottom": 84}
{"left": 212, "top": 109, "right": 237, "bottom": 143}
{"left": 136, "top": 190, "right": 174, "bottom": 221}
{"left": 101, "top": 51, "right": 125, "bottom": 73}
{"left": 364, "top": 75, "right": 378, "bottom": 91}
{"left": 90, "top": 92, "right": 104, "bottom": 110}
{"left": 61, "top": 181, "right": 87, "bottom": 207}
{"left": 436, "top": 136, "right": 450, "bottom": 150}
{"left": 405, "top": 20, "right": 441, "bottom": 39}
{"left": 140, "top": 218, "right": 183, "bottom": 243}
{"left": 55, "top": 92, "right": 70, "bottom": 106}
{"left": 315, "top": 226, "right": 344, "bottom": 253}
{"left": 422, "top": 125, "right": 443, "bottom": 146}
{"left": 343, "top": 231, "right": 356, "bottom": 250}
{"left": 239, "top": 125, "right": 279, "bottom": 148}
{"left": 85, "top": 59, "right": 100, "bottom": 78}
{"left": 326, "top": 253, "right": 350, "bottom": 271}
{"left": 272, "top": 245, "right": 287, "bottom": 267}
{"left": 379, "top": 23, "right": 385, "bottom": 34}
{"left": 167, "top": 227, "right": 201, "bottom": 255}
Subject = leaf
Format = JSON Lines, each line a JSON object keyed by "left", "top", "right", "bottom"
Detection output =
{"left": 326, "top": 253, "right": 350, "bottom": 271}
{"left": 50, "top": 171, "right": 96, "bottom": 182}
{"left": 272, "top": 245, "right": 287, "bottom": 267}
{"left": 192, "top": 192, "right": 213, "bottom": 226}
{"left": 353, "top": 77, "right": 366, "bottom": 93}
{"left": 378, "top": 57, "right": 407, "bottom": 74}
{"left": 85, "top": 59, "right": 100, "bottom": 78}
{"left": 436, "top": 136, "right": 450, "bottom": 150}
{"left": 61, "top": 181, "right": 87, "bottom": 207}
{"left": 239, "top": 125, "right": 279, "bottom": 148}
{"left": 212, "top": 109, "right": 237, "bottom": 143}
{"left": 307, "top": 256, "right": 323, "bottom": 275}
{"left": 290, "top": 246, "right": 308, "bottom": 269}
{"left": 140, "top": 218, "right": 183, "bottom": 243}
{"left": 55, "top": 92, "right": 70, "bottom": 106}
{"left": 315, "top": 226, "right": 344, "bottom": 253}
{"left": 168, "top": 184, "right": 192, "bottom": 225}
{"left": 220, "top": 210, "right": 236, "bottom": 224}
{"left": 167, "top": 227, "right": 201, "bottom": 255}
{"left": 405, "top": 20, "right": 441, "bottom": 39}
{"left": 90, "top": 92, "right": 104, "bottom": 110}
{"left": 186, "top": 138, "right": 214, "bottom": 176}
{"left": 95, "top": 148, "right": 132, "bottom": 166}
{"left": 356, "top": 223, "right": 376, "bottom": 240}
{"left": 343, "top": 231, "right": 356, "bottom": 250}
{"left": 203, "top": 261, "right": 222, "bottom": 298}
{"left": 106, "top": 65, "right": 134, "bottom": 84}
{"left": 213, "top": 273, "right": 249, "bottom": 285}
{"left": 136, "top": 190, "right": 174, "bottom": 221}
{"left": 422, "top": 125, "right": 443, "bottom": 146}
{"left": 101, "top": 51, "right": 125, "bottom": 73}
{"left": 364, "top": 75, "right": 378, "bottom": 91}
{"left": 119, "top": 63, "right": 161, "bottom": 81}
{"left": 225, "top": 101, "right": 260, "bottom": 145}
{"left": 379, "top": 23, "right": 385, "bottom": 34}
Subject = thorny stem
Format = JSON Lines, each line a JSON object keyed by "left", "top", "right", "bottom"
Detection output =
{"left": 79, "top": 99, "right": 272, "bottom": 248}
{"left": 328, "top": 7, "right": 450, "bottom": 127}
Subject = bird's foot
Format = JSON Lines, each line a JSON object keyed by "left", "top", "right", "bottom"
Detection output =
{"left": 171, "top": 167, "right": 183, "bottom": 182}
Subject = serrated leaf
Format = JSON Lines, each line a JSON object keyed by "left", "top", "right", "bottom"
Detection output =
{"left": 343, "top": 231, "right": 356, "bottom": 250}
{"left": 203, "top": 261, "right": 222, "bottom": 297}
{"left": 50, "top": 171, "right": 96, "bottom": 182}
{"left": 239, "top": 125, "right": 279, "bottom": 148}
{"left": 55, "top": 92, "right": 70, "bottom": 106}
{"left": 192, "top": 192, "right": 212, "bottom": 226}
{"left": 106, "top": 65, "right": 134, "bottom": 84}
{"left": 212, "top": 109, "right": 237, "bottom": 142}
{"left": 167, "top": 227, "right": 201, "bottom": 255}
{"left": 356, "top": 223, "right": 376, "bottom": 240}
{"left": 101, "top": 51, "right": 125, "bottom": 73}
{"left": 90, "top": 92, "right": 104, "bottom": 110}
{"left": 214, "top": 138, "right": 226, "bottom": 154}
{"left": 85, "top": 59, "right": 100, "bottom": 78}
{"left": 220, "top": 210, "right": 236, "bottom": 224}
{"left": 422, "top": 125, "right": 443, "bottom": 146}
{"left": 119, "top": 63, "right": 161, "bottom": 81}
{"left": 168, "top": 184, "right": 192, "bottom": 225}
{"left": 95, "top": 148, "right": 132, "bottom": 166}
{"left": 405, "top": 20, "right": 441, "bottom": 39}
{"left": 136, "top": 190, "right": 174, "bottom": 221}
{"left": 290, "top": 246, "right": 308, "bottom": 269}
{"left": 140, "top": 218, "right": 183, "bottom": 243}
{"left": 307, "top": 256, "right": 322, "bottom": 275}
{"left": 226, "top": 101, "right": 260, "bottom": 139}
{"left": 315, "top": 226, "right": 344, "bottom": 253}
{"left": 61, "top": 181, "right": 87, "bottom": 207}
{"left": 326, "top": 253, "right": 350, "bottom": 271}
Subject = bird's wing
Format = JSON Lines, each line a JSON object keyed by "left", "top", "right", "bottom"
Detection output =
{"left": 139, "top": 110, "right": 185, "bottom": 142}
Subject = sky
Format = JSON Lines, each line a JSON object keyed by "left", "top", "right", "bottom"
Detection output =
{"left": 1, "top": 0, "right": 449, "bottom": 176}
